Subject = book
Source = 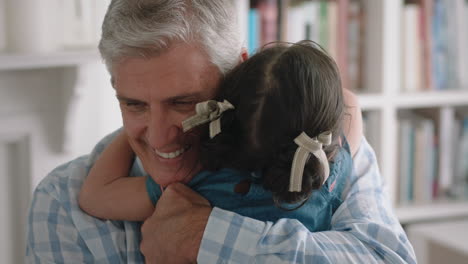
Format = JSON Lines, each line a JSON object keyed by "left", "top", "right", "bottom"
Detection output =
{"left": 285, "top": 2, "right": 305, "bottom": 43}
{"left": 234, "top": 0, "right": 250, "bottom": 47}
{"left": 432, "top": 0, "right": 449, "bottom": 90}
{"left": 438, "top": 107, "right": 455, "bottom": 193}
{"left": 327, "top": 1, "right": 338, "bottom": 60}
{"left": 318, "top": 0, "right": 329, "bottom": 48}
{"left": 420, "top": 0, "right": 434, "bottom": 91}
{"left": 347, "top": 0, "right": 365, "bottom": 91}
{"left": 277, "top": 0, "right": 289, "bottom": 42}
{"left": 336, "top": 0, "right": 349, "bottom": 90}
{"left": 465, "top": 1, "right": 468, "bottom": 90}
{"left": 362, "top": 111, "right": 381, "bottom": 163}
{"left": 453, "top": 118, "right": 468, "bottom": 198}
{"left": 398, "top": 119, "right": 415, "bottom": 204}
{"left": 253, "top": 0, "right": 278, "bottom": 47}
{"left": 402, "top": 3, "right": 422, "bottom": 92}
{"left": 302, "top": 1, "right": 320, "bottom": 42}
{"left": 452, "top": 0, "right": 467, "bottom": 90}
{"left": 0, "top": 0, "right": 5, "bottom": 52}
{"left": 413, "top": 117, "right": 436, "bottom": 204}
{"left": 444, "top": 0, "right": 460, "bottom": 90}
{"left": 248, "top": 8, "right": 260, "bottom": 54}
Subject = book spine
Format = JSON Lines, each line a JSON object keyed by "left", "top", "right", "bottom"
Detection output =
{"left": 431, "top": 0, "right": 449, "bottom": 90}
{"left": 256, "top": 0, "right": 278, "bottom": 46}
{"left": 337, "top": 0, "right": 349, "bottom": 90}
{"left": 0, "top": 0, "right": 6, "bottom": 52}
{"left": 235, "top": 0, "right": 250, "bottom": 48}
{"left": 248, "top": 8, "right": 259, "bottom": 54}
{"left": 420, "top": 0, "right": 434, "bottom": 91}
{"left": 402, "top": 4, "right": 422, "bottom": 92}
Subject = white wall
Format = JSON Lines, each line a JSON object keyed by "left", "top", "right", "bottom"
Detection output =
{"left": 0, "top": 62, "right": 121, "bottom": 263}
{"left": 0, "top": 0, "right": 116, "bottom": 261}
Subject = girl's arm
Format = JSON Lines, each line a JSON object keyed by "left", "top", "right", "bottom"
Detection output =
{"left": 342, "top": 88, "right": 363, "bottom": 157}
{"left": 78, "top": 131, "right": 154, "bottom": 221}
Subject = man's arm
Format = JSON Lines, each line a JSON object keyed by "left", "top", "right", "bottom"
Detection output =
{"left": 26, "top": 158, "right": 95, "bottom": 263}
{"left": 26, "top": 129, "right": 145, "bottom": 263}
{"left": 141, "top": 137, "right": 416, "bottom": 263}
{"left": 198, "top": 137, "right": 416, "bottom": 263}
{"left": 342, "top": 88, "right": 363, "bottom": 157}
{"left": 79, "top": 130, "right": 154, "bottom": 221}
{"left": 140, "top": 183, "right": 212, "bottom": 263}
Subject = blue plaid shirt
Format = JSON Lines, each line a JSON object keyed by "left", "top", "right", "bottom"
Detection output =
{"left": 26, "top": 130, "right": 416, "bottom": 263}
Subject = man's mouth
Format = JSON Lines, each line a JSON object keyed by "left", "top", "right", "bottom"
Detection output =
{"left": 154, "top": 146, "right": 190, "bottom": 159}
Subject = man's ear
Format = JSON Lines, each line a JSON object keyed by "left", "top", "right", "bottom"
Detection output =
{"left": 240, "top": 47, "right": 249, "bottom": 63}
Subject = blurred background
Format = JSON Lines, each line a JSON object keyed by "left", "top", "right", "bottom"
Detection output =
{"left": 0, "top": 0, "right": 120, "bottom": 263}
{"left": 0, "top": 0, "right": 467, "bottom": 263}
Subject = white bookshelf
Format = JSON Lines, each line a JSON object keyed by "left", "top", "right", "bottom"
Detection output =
{"left": 396, "top": 201, "right": 468, "bottom": 224}
{"left": 234, "top": 0, "right": 468, "bottom": 224}
{"left": 0, "top": 49, "right": 100, "bottom": 71}
{"left": 395, "top": 91, "right": 468, "bottom": 108}
{"left": 359, "top": 0, "right": 468, "bottom": 224}
{"left": 237, "top": 0, "right": 468, "bottom": 224}
{"left": 0, "top": 1, "right": 110, "bottom": 263}
{"left": 359, "top": 91, "right": 468, "bottom": 111}
{"left": 0, "top": 49, "right": 104, "bottom": 264}
{"left": 358, "top": 94, "right": 385, "bottom": 110}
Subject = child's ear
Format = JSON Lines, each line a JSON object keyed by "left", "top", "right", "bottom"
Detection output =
{"left": 240, "top": 47, "right": 249, "bottom": 63}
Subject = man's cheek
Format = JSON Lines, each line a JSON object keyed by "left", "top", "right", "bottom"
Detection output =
{"left": 126, "top": 136, "right": 143, "bottom": 154}
{"left": 122, "top": 114, "right": 145, "bottom": 138}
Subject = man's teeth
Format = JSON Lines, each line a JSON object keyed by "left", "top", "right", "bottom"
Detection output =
{"left": 154, "top": 147, "right": 187, "bottom": 159}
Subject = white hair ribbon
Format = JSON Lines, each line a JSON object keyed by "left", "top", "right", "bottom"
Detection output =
{"left": 289, "top": 131, "right": 332, "bottom": 192}
{"left": 182, "top": 100, "right": 234, "bottom": 138}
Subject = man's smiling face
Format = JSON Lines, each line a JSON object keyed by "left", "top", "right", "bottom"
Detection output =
{"left": 113, "top": 44, "right": 221, "bottom": 187}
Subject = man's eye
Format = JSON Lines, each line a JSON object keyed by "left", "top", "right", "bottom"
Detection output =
{"left": 174, "top": 100, "right": 196, "bottom": 105}
{"left": 172, "top": 100, "right": 197, "bottom": 113}
{"left": 126, "top": 102, "right": 141, "bottom": 106}
{"left": 122, "top": 101, "right": 146, "bottom": 111}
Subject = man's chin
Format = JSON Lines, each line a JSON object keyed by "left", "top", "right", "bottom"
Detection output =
{"left": 152, "top": 171, "right": 195, "bottom": 188}
{"left": 140, "top": 145, "right": 201, "bottom": 186}
{"left": 148, "top": 161, "right": 201, "bottom": 187}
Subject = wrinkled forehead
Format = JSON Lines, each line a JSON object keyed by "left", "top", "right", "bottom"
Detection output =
{"left": 111, "top": 44, "right": 223, "bottom": 99}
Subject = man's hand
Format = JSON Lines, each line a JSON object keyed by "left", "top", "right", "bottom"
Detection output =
{"left": 140, "top": 183, "right": 212, "bottom": 264}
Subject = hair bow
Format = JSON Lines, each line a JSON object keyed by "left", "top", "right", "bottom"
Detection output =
{"left": 182, "top": 100, "right": 234, "bottom": 138}
{"left": 289, "top": 131, "right": 332, "bottom": 192}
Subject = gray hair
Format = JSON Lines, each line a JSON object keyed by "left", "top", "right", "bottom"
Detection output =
{"left": 99, "top": 0, "right": 242, "bottom": 75}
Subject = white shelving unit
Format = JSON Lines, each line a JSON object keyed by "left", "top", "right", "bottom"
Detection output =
{"left": 396, "top": 201, "right": 468, "bottom": 224}
{"left": 0, "top": 49, "right": 100, "bottom": 71}
{"left": 394, "top": 91, "right": 468, "bottom": 109}
{"left": 1, "top": 1, "right": 112, "bottom": 263}
{"left": 0, "top": 49, "right": 104, "bottom": 264}
{"left": 357, "top": 0, "right": 468, "bottom": 224}
{"left": 359, "top": 91, "right": 468, "bottom": 111}
{"left": 358, "top": 93, "right": 387, "bottom": 111}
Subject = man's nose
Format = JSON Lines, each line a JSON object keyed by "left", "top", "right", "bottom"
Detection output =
{"left": 146, "top": 108, "right": 181, "bottom": 149}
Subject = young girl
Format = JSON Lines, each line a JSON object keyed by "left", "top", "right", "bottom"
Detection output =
{"left": 79, "top": 41, "right": 361, "bottom": 231}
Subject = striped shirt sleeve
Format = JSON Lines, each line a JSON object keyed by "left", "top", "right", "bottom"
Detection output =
{"left": 26, "top": 129, "right": 144, "bottom": 263}
{"left": 197, "top": 137, "right": 417, "bottom": 264}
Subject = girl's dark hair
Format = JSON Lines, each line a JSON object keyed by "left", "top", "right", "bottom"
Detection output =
{"left": 200, "top": 40, "right": 344, "bottom": 206}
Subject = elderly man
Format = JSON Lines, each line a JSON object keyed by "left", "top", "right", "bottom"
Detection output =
{"left": 27, "top": 0, "right": 415, "bottom": 263}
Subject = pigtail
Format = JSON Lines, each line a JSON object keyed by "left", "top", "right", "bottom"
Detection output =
{"left": 199, "top": 108, "right": 243, "bottom": 171}
{"left": 262, "top": 141, "right": 325, "bottom": 209}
